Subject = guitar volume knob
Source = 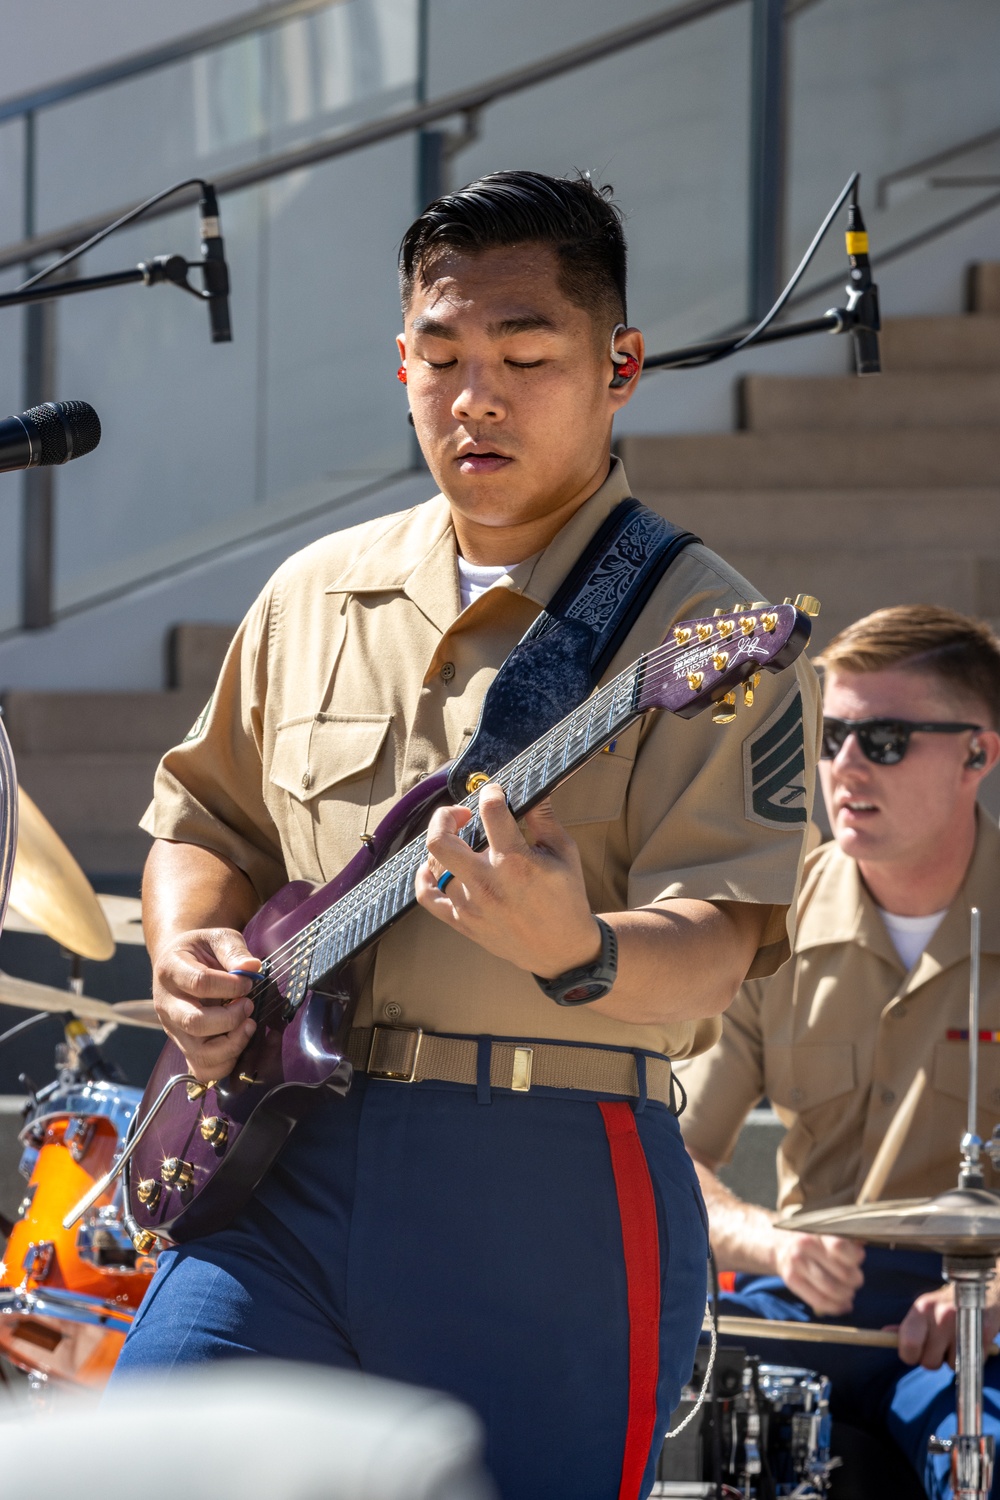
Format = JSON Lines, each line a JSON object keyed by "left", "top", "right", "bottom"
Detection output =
{"left": 137, "top": 1178, "right": 161, "bottom": 1209}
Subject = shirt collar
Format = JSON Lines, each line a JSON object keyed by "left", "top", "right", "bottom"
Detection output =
{"left": 795, "top": 812, "right": 1000, "bottom": 985}
{"left": 322, "top": 457, "right": 634, "bottom": 633}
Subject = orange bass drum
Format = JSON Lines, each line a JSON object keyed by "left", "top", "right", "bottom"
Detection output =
{"left": 0, "top": 1080, "right": 154, "bottom": 1386}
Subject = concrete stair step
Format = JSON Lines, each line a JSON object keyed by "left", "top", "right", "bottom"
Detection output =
{"left": 970, "top": 264, "right": 1000, "bottom": 315}
{"left": 739, "top": 371, "right": 1000, "bottom": 431}
{"left": 640, "top": 487, "right": 1000, "bottom": 551}
{"left": 1, "top": 690, "right": 206, "bottom": 754}
{"left": 688, "top": 546, "right": 1000, "bottom": 653}
{"left": 618, "top": 429, "right": 1000, "bottom": 490}
{"left": 15, "top": 752, "right": 159, "bottom": 877}
{"left": 881, "top": 315, "right": 1000, "bottom": 371}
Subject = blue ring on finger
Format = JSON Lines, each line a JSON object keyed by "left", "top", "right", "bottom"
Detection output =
{"left": 437, "top": 870, "right": 454, "bottom": 892}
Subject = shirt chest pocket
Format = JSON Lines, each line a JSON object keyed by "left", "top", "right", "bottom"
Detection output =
{"left": 764, "top": 1043, "right": 856, "bottom": 1113}
{"left": 267, "top": 713, "right": 392, "bottom": 879}
{"left": 933, "top": 1041, "right": 1000, "bottom": 1115}
{"left": 550, "top": 749, "right": 632, "bottom": 827}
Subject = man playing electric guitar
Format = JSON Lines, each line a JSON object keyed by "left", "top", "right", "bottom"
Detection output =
{"left": 113, "top": 171, "right": 820, "bottom": 1500}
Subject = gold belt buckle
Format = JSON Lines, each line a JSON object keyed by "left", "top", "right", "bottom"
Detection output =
{"left": 367, "top": 1025, "right": 424, "bottom": 1083}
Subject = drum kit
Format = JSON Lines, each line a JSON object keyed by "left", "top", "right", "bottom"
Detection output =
{"left": 0, "top": 782, "right": 161, "bottom": 1394}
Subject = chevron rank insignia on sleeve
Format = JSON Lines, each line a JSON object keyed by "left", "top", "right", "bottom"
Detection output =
{"left": 743, "top": 686, "right": 807, "bottom": 827}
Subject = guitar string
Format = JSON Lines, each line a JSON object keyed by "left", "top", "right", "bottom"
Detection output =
{"left": 240, "top": 615, "right": 781, "bottom": 1024}
{"left": 244, "top": 619, "right": 776, "bottom": 1019}
{"left": 238, "top": 614, "right": 783, "bottom": 1016}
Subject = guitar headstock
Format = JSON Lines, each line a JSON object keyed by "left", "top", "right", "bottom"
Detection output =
{"left": 639, "top": 597, "right": 818, "bottom": 722}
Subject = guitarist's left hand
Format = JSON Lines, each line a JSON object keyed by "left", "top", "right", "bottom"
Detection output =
{"left": 417, "top": 783, "right": 603, "bottom": 976}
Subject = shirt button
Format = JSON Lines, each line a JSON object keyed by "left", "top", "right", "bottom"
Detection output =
{"left": 383, "top": 1002, "right": 402, "bottom": 1022}
{"left": 440, "top": 661, "right": 456, "bottom": 683}
{"left": 789, "top": 1087, "right": 804, "bottom": 1105}
{"left": 301, "top": 770, "right": 313, "bottom": 790}
{"left": 881, "top": 1088, "right": 896, "bottom": 1106}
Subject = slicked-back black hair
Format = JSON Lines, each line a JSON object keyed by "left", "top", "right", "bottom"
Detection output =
{"left": 399, "top": 170, "right": 627, "bottom": 327}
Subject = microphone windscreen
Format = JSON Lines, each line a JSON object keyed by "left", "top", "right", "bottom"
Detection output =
{"left": 22, "top": 401, "right": 101, "bottom": 464}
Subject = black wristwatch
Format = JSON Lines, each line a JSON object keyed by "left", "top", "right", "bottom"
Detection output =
{"left": 533, "top": 918, "right": 619, "bottom": 1006}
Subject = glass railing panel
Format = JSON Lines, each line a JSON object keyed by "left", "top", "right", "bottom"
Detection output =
{"left": 0, "top": 118, "right": 24, "bottom": 246}
{"left": 49, "top": 140, "right": 413, "bottom": 614}
{"left": 0, "top": 269, "right": 24, "bottom": 635}
{"left": 437, "top": 1, "right": 752, "bottom": 352}
{"left": 33, "top": 0, "right": 419, "bottom": 235}
{"left": 785, "top": 0, "right": 1000, "bottom": 300}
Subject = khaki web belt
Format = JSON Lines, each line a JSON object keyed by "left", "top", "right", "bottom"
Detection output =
{"left": 347, "top": 1025, "right": 674, "bottom": 1107}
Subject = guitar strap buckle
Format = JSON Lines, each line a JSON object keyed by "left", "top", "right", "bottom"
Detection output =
{"left": 367, "top": 1026, "right": 424, "bottom": 1083}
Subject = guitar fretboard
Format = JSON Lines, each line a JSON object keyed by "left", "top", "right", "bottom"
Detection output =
{"left": 266, "top": 654, "right": 647, "bottom": 997}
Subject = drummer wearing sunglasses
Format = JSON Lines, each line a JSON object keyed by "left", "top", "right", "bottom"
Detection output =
{"left": 678, "top": 604, "right": 1000, "bottom": 1500}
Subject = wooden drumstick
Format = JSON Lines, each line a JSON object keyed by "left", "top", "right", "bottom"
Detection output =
{"left": 856, "top": 1067, "right": 927, "bottom": 1206}
{"left": 703, "top": 1313, "right": 897, "bottom": 1349}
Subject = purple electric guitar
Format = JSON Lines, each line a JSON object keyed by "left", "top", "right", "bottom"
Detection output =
{"left": 108, "top": 602, "right": 811, "bottom": 1250}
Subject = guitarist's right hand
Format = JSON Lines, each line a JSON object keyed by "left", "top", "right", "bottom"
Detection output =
{"left": 144, "top": 838, "right": 264, "bottom": 1083}
{"left": 152, "top": 927, "right": 260, "bottom": 1082}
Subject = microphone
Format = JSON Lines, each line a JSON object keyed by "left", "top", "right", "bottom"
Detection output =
{"left": 844, "top": 196, "right": 880, "bottom": 375}
{"left": 0, "top": 401, "right": 101, "bottom": 474}
{"left": 199, "top": 184, "right": 232, "bottom": 344}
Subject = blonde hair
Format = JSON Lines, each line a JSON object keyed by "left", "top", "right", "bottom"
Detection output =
{"left": 817, "top": 605, "right": 1000, "bottom": 727}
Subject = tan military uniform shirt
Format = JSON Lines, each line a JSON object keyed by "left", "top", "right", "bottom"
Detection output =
{"left": 679, "top": 814, "right": 1000, "bottom": 1208}
{"left": 141, "top": 459, "right": 819, "bottom": 1060}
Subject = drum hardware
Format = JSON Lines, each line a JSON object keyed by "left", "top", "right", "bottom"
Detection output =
{"left": 657, "top": 1349, "right": 837, "bottom": 1497}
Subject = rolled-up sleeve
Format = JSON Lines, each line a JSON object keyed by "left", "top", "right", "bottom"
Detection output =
{"left": 139, "top": 587, "right": 286, "bottom": 902}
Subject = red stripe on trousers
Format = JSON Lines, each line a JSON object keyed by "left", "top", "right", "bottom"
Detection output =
{"left": 599, "top": 1100, "right": 661, "bottom": 1500}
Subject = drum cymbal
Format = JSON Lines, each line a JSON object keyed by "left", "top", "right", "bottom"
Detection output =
{"left": 6, "top": 790, "right": 114, "bottom": 961}
{"left": 0, "top": 971, "right": 161, "bottom": 1030}
{"left": 776, "top": 1187, "right": 1000, "bottom": 1255}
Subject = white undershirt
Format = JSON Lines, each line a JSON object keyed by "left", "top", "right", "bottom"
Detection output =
{"left": 877, "top": 906, "right": 948, "bottom": 971}
{"left": 457, "top": 556, "right": 515, "bottom": 610}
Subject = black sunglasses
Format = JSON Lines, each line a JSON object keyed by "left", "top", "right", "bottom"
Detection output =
{"left": 821, "top": 717, "right": 981, "bottom": 766}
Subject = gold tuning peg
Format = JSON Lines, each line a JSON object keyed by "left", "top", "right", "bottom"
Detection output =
{"left": 712, "top": 691, "right": 737, "bottom": 725}
{"left": 732, "top": 602, "right": 748, "bottom": 613}
{"left": 743, "top": 673, "right": 761, "bottom": 708}
{"left": 793, "top": 594, "right": 821, "bottom": 618}
{"left": 713, "top": 606, "right": 727, "bottom": 617}
{"left": 749, "top": 601, "right": 768, "bottom": 610}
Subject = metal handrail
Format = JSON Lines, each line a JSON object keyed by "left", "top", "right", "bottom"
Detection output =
{"left": 0, "top": 0, "right": 744, "bottom": 275}
{"left": 877, "top": 123, "right": 1000, "bottom": 208}
{"left": 0, "top": 0, "right": 346, "bottom": 125}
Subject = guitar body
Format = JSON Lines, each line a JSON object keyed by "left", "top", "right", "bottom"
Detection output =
{"left": 127, "top": 767, "right": 455, "bottom": 1244}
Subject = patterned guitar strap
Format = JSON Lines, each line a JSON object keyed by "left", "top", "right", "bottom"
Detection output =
{"left": 448, "top": 498, "right": 701, "bottom": 799}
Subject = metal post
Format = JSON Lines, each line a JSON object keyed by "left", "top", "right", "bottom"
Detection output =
{"left": 20, "top": 110, "right": 57, "bottom": 631}
{"left": 748, "top": 0, "right": 787, "bottom": 321}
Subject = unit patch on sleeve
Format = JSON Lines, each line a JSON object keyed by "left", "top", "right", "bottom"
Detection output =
{"left": 742, "top": 686, "right": 807, "bottom": 827}
{"left": 182, "top": 697, "right": 214, "bottom": 744}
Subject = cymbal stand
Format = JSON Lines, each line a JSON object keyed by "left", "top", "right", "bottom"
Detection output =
{"left": 931, "top": 908, "right": 996, "bottom": 1499}
{"left": 934, "top": 1254, "right": 995, "bottom": 1499}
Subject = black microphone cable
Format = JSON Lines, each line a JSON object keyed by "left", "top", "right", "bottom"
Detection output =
{"left": 16, "top": 177, "right": 232, "bottom": 343}
{"left": 650, "top": 171, "right": 862, "bottom": 371}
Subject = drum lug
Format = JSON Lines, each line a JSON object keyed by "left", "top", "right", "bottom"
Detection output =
{"left": 22, "top": 1240, "right": 55, "bottom": 1281}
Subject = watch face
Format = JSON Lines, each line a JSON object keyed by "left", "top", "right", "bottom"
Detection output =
{"left": 561, "top": 979, "right": 610, "bottom": 1004}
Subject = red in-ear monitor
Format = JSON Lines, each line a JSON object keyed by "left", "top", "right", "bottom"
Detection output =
{"left": 609, "top": 324, "right": 639, "bottom": 388}
{"left": 397, "top": 365, "right": 407, "bottom": 384}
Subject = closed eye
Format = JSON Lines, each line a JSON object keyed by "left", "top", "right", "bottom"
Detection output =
{"left": 506, "top": 359, "right": 545, "bottom": 369}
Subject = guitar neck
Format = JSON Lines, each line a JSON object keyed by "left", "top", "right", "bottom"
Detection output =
{"left": 300, "top": 657, "right": 646, "bottom": 989}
